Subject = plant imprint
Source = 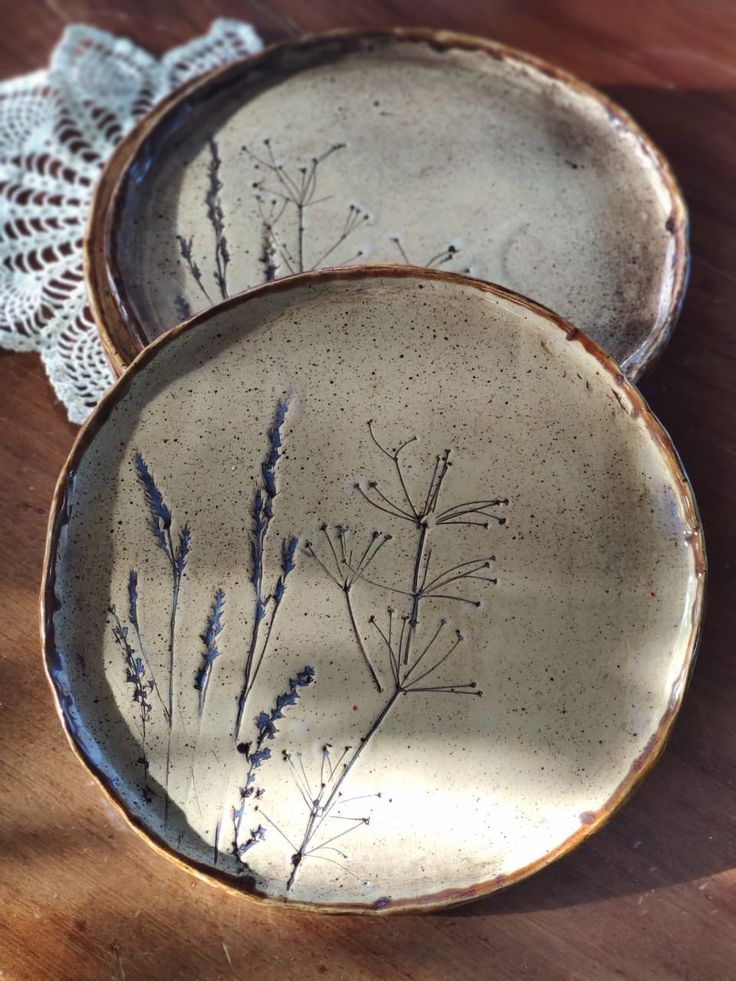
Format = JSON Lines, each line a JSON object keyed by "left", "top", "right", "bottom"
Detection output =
{"left": 175, "top": 137, "right": 469, "bottom": 302}
{"left": 269, "top": 419, "right": 508, "bottom": 890}
{"left": 177, "top": 136, "right": 229, "bottom": 302}
{"left": 194, "top": 587, "right": 226, "bottom": 714}
{"left": 108, "top": 604, "right": 155, "bottom": 802}
{"left": 133, "top": 453, "right": 190, "bottom": 821}
{"left": 108, "top": 398, "right": 300, "bottom": 839}
{"left": 234, "top": 397, "right": 299, "bottom": 741}
{"left": 230, "top": 666, "right": 315, "bottom": 862}
{"left": 305, "top": 526, "right": 392, "bottom": 692}
{"left": 243, "top": 140, "right": 369, "bottom": 280}
{"left": 276, "top": 743, "right": 382, "bottom": 890}
{"left": 389, "top": 235, "right": 467, "bottom": 271}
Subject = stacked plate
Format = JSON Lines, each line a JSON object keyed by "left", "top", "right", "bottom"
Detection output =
{"left": 44, "top": 29, "right": 704, "bottom": 912}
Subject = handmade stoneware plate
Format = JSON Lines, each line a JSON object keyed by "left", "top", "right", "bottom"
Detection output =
{"left": 43, "top": 268, "right": 704, "bottom": 913}
{"left": 85, "top": 28, "right": 688, "bottom": 379}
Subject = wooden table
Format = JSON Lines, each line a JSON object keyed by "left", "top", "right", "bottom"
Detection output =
{"left": 1, "top": 2, "right": 734, "bottom": 978}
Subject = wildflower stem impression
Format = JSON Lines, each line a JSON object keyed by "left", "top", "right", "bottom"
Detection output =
{"left": 283, "top": 420, "right": 508, "bottom": 889}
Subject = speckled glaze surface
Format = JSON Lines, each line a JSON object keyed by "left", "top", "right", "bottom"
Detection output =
{"left": 86, "top": 29, "right": 688, "bottom": 379}
{"left": 43, "top": 268, "right": 704, "bottom": 913}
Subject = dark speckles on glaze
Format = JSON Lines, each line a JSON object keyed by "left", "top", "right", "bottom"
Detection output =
{"left": 42, "top": 268, "right": 704, "bottom": 914}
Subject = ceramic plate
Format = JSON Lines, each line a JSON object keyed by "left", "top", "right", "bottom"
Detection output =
{"left": 86, "top": 28, "right": 688, "bottom": 378}
{"left": 43, "top": 268, "right": 704, "bottom": 913}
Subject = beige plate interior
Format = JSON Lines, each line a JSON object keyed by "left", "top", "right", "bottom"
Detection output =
{"left": 43, "top": 268, "right": 704, "bottom": 914}
{"left": 86, "top": 28, "right": 688, "bottom": 378}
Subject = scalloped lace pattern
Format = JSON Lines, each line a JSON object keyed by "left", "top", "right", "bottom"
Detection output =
{"left": 0, "top": 20, "right": 262, "bottom": 422}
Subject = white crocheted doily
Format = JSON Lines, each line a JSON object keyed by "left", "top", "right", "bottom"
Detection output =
{"left": 0, "top": 20, "right": 262, "bottom": 423}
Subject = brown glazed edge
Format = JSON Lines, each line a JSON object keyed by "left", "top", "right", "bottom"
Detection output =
{"left": 42, "top": 265, "right": 706, "bottom": 916}
{"left": 84, "top": 26, "right": 690, "bottom": 381}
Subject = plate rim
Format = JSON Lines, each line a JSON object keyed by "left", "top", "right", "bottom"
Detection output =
{"left": 43, "top": 265, "right": 706, "bottom": 914}
{"left": 83, "top": 25, "right": 690, "bottom": 380}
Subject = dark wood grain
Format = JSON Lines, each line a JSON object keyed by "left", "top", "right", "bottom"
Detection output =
{"left": 1, "top": 2, "right": 735, "bottom": 979}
